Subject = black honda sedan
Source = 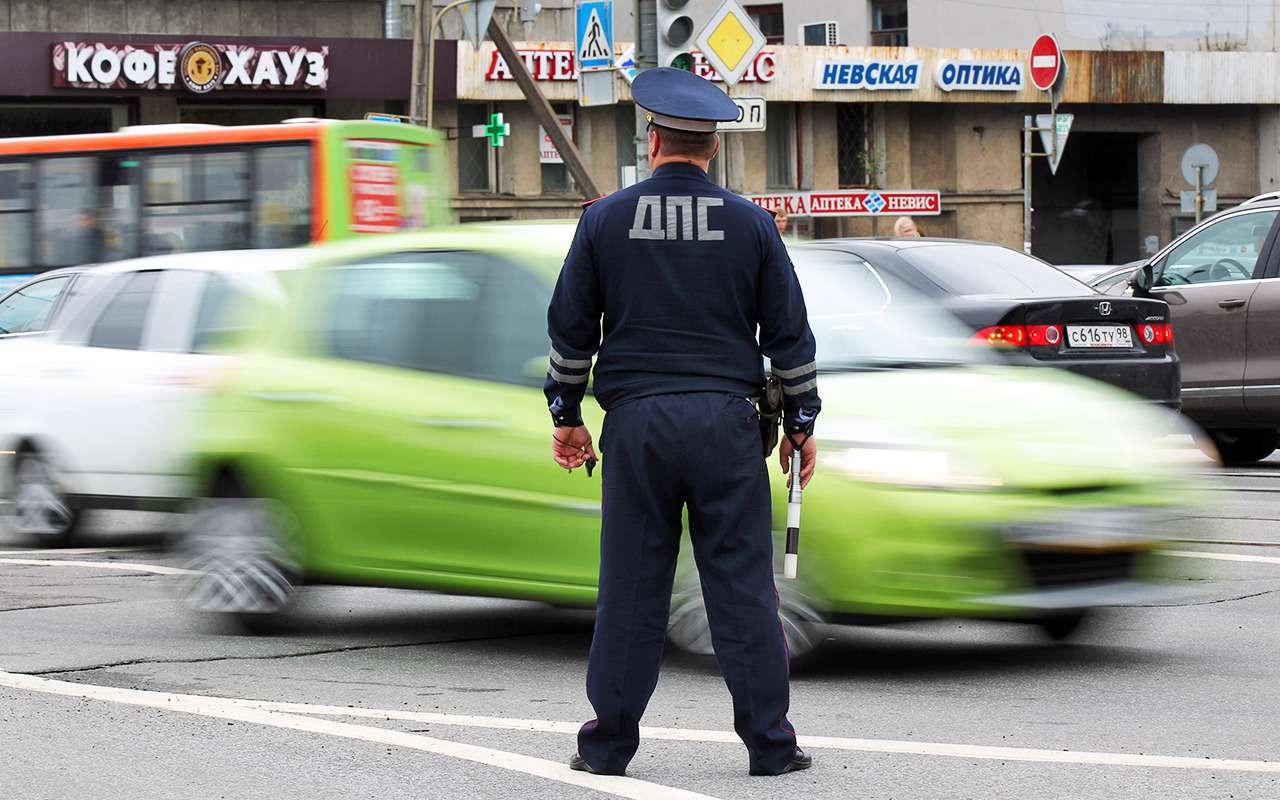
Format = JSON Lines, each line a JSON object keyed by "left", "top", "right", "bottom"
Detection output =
{"left": 803, "top": 239, "right": 1180, "bottom": 409}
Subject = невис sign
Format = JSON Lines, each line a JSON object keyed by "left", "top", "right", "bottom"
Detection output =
{"left": 746, "top": 190, "right": 942, "bottom": 217}
{"left": 52, "top": 41, "right": 329, "bottom": 92}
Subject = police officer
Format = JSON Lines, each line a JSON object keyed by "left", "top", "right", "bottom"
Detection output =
{"left": 545, "top": 67, "right": 821, "bottom": 778}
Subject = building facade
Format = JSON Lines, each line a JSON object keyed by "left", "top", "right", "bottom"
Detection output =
{"left": 3, "top": 0, "right": 1280, "bottom": 263}
{"left": 438, "top": 38, "right": 1280, "bottom": 264}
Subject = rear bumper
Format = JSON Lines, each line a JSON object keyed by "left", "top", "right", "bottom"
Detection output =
{"left": 1012, "top": 353, "right": 1181, "bottom": 408}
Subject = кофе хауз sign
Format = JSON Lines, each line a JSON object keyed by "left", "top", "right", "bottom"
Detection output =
{"left": 52, "top": 41, "right": 329, "bottom": 92}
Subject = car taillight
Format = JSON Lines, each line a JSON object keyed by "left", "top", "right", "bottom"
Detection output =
{"left": 1027, "top": 324, "right": 1062, "bottom": 346}
{"left": 973, "top": 324, "right": 1062, "bottom": 348}
{"left": 972, "top": 325, "right": 1027, "bottom": 348}
{"left": 1136, "top": 322, "right": 1175, "bottom": 346}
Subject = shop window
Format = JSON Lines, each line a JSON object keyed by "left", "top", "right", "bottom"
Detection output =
{"left": 253, "top": 145, "right": 312, "bottom": 248}
{"left": 0, "top": 105, "right": 120, "bottom": 137}
{"left": 615, "top": 104, "right": 638, "bottom": 179}
{"left": 179, "top": 105, "right": 317, "bottom": 126}
{"left": 766, "top": 104, "right": 797, "bottom": 190}
{"left": 143, "top": 150, "right": 251, "bottom": 255}
{"left": 746, "top": 4, "right": 784, "bottom": 44}
{"left": 870, "top": 0, "right": 908, "bottom": 46}
{"left": 0, "top": 162, "right": 32, "bottom": 269}
{"left": 541, "top": 104, "right": 573, "bottom": 195}
{"left": 458, "top": 104, "right": 493, "bottom": 193}
{"left": 837, "top": 105, "right": 869, "bottom": 187}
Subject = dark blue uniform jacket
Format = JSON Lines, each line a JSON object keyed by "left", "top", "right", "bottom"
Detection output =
{"left": 545, "top": 162, "right": 820, "bottom": 433}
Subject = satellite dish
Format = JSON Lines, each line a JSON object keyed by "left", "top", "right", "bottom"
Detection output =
{"left": 1181, "top": 143, "right": 1220, "bottom": 186}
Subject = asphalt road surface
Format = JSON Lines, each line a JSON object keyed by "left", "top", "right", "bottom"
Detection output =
{"left": 3, "top": 454, "right": 1280, "bottom": 799}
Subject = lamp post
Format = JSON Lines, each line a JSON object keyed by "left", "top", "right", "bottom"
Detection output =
{"left": 414, "top": 0, "right": 481, "bottom": 130}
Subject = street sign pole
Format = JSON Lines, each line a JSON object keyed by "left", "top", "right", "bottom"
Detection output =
{"left": 1023, "top": 33, "right": 1069, "bottom": 255}
{"left": 1196, "top": 164, "right": 1205, "bottom": 224}
{"left": 634, "top": 0, "right": 658, "bottom": 180}
{"left": 1023, "top": 115, "right": 1033, "bottom": 256}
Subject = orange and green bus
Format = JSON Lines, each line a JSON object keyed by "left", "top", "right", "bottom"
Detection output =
{"left": 0, "top": 119, "right": 447, "bottom": 284}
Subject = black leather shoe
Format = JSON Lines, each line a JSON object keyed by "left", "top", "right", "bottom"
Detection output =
{"left": 751, "top": 747, "right": 813, "bottom": 776}
{"left": 569, "top": 753, "right": 599, "bottom": 774}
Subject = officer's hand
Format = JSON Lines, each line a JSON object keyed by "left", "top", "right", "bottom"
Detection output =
{"left": 553, "top": 426, "right": 598, "bottom": 471}
{"left": 780, "top": 434, "right": 817, "bottom": 489}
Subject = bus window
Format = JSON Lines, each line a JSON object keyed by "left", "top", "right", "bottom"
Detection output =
{"left": 0, "top": 162, "right": 32, "bottom": 268}
{"left": 253, "top": 146, "right": 311, "bottom": 248}
{"left": 37, "top": 156, "right": 98, "bottom": 268}
{"left": 99, "top": 155, "right": 141, "bottom": 262}
{"left": 143, "top": 150, "right": 250, "bottom": 255}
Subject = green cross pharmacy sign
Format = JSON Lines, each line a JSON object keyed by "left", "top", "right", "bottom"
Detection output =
{"left": 472, "top": 112, "right": 511, "bottom": 148}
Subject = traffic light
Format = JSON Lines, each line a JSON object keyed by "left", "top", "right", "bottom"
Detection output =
{"left": 656, "top": 0, "right": 717, "bottom": 70}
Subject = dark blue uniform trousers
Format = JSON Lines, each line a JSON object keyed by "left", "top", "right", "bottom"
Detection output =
{"left": 578, "top": 392, "right": 797, "bottom": 775}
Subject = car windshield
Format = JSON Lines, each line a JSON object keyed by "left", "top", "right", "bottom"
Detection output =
{"left": 898, "top": 244, "right": 1093, "bottom": 297}
{"left": 788, "top": 247, "right": 985, "bottom": 371}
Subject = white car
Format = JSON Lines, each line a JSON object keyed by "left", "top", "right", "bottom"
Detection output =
{"left": 0, "top": 250, "right": 294, "bottom": 545}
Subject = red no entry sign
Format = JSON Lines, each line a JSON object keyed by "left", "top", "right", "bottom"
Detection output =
{"left": 1029, "top": 33, "right": 1062, "bottom": 91}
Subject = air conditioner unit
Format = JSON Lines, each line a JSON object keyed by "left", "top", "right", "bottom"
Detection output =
{"left": 800, "top": 21, "right": 839, "bottom": 47}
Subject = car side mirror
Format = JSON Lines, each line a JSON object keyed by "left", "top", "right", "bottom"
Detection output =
{"left": 1129, "top": 264, "right": 1155, "bottom": 297}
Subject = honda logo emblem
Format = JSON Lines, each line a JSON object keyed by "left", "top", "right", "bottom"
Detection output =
{"left": 1098, "top": 301, "right": 1112, "bottom": 316}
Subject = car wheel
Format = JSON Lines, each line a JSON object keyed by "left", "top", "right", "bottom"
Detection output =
{"left": 1036, "top": 611, "right": 1092, "bottom": 642}
{"left": 10, "top": 451, "right": 80, "bottom": 546}
{"left": 667, "top": 575, "right": 827, "bottom": 662}
{"left": 1205, "top": 429, "right": 1279, "bottom": 465}
{"left": 182, "top": 495, "right": 300, "bottom": 626}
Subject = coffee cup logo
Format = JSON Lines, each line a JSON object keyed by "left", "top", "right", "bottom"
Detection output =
{"left": 180, "top": 42, "right": 222, "bottom": 94}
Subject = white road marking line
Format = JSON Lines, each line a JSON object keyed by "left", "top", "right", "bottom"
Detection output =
{"left": 0, "top": 558, "right": 195, "bottom": 576}
{"left": 0, "top": 547, "right": 148, "bottom": 556}
{"left": 1164, "top": 550, "right": 1280, "bottom": 566}
{"left": 0, "top": 670, "right": 723, "bottom": 800}
{"left": 237, "top": 701, "right": 1280, "bottom": 774}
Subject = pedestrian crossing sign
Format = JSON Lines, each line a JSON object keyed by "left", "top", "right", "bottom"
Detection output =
{"left": 576, "top": 0, "right": 614, "bottom": 72}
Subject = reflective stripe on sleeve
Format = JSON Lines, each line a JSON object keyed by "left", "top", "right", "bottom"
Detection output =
{"left": 771, "top": 361, "right": 817, "bottom": 380}
{"left": 549, "top": 367, "right": 590, "bottom": 384}
{"left": 782, "top": 378, "right": 817, "bottom": 395}
{"left": 549, "top": 347, "right": 593, "bottom": 370}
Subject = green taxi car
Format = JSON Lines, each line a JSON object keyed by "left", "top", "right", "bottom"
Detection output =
{"left": 183, "top": 224, "right": 1198, "bottom": 655}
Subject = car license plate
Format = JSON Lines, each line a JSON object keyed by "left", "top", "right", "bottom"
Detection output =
{"left": 1066, "top": 325, "right": 1132, "bottom": 349}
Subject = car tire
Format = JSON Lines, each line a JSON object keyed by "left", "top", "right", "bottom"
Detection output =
{"left": 182, "top": 489, "right": 300, "bottom": 629}
{"left": 667, "top": 574, "right": 827, "bottom": 663}
{"left": 9, "top": 451, "right": 81, "bottom": 547}
{"left": 1036, "top": 611, "right": 1092, "bottom": 642}
{"left": 1205, "top": 429, "right": 1279, "bottom": 465}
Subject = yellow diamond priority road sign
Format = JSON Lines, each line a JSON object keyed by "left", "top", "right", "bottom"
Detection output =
{"left": 695, "top": 0, "right": 767, "bottom": 86}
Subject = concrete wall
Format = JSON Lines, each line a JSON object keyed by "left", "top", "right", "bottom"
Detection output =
{"left": 771, "top": 0, "right": 866, "bottom": 46}
{"left": 0, "top": 0, "right": 386, "bottom": 36}
{"left": 908, "top": 0, "right": 1278, "bottom": 52}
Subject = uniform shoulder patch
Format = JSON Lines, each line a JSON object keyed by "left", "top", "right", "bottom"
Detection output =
{"left": 581, "top": 194, "right": 608, "bottom": 209}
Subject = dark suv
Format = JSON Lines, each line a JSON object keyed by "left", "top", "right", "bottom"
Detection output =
{"left": 1120, "top": 200, "right": 1280, "bottom": 463}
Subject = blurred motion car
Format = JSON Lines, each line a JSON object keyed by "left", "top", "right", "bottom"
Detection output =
{"left": 0, "top": 268, "right": 87, "bottom": 341}
{"left": 1101, "top": 201, "right": 1280, "bottom": 463}
{"left": 0, "top": 251, "right": 292, "bottom": 545}
{"left": 181, "top": 225, "right": 1197, "bottom": 657}
{"left": 806, "top": 239, "right": 1179, "bottom": 410}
